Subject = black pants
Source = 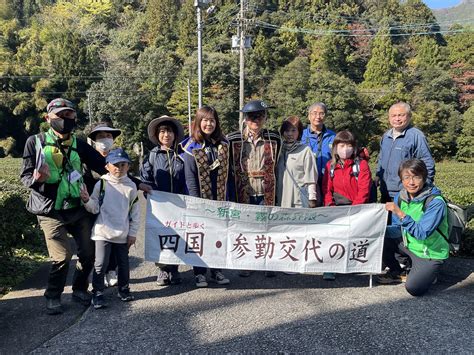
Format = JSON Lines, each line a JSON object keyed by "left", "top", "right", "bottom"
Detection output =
{"left": 383, "top": 238, "right": 444, "bottom": 296}
{"left": 92, "top": 241, "right": 130, "bottom": 293}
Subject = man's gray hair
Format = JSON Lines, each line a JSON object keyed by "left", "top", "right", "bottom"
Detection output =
{"left": 389, "top": 102, "right": 412, "bottom": 117}
{"left": 308, "top": 102, "right": 327, "bottom": 115}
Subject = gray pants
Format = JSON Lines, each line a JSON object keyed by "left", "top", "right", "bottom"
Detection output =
{"left": 37, "top": 208, "right": 94, "bottom": 299}
{"left": 92, "top": 240, "right": 130, "bottom": 293}
{"left": 383, "top": 238, "right": 444, "bottom": 296}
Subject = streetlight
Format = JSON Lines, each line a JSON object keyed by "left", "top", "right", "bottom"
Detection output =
{"left": 194, "top": 0, "right": 212, "bottom": 108}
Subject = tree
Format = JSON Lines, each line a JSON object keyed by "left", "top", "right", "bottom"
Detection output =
{"left": 362, "top": 20, "right": 401, "bottom": 88}
{"left": 456, "top": 106, "right": 474, "bottom": 162}
{"left": 265, "top": 56, "right": 310, "bottom": 129}
{"left": 144, "top": 0, "right": 179, "bottom": 48}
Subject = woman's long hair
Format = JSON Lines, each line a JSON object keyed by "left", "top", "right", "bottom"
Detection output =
{"left": 191, "top": 105, "right": 224, "bottom": 144}
{"left": 331, "top": 130, "right": 357, "bottom": 165}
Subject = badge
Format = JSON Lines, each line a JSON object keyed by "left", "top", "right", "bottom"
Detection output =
{"left": 68, "top": 170, "right": 82, "bottom": 183}
{"left": 210, "top": 159, "right": 220, "bottom": 170}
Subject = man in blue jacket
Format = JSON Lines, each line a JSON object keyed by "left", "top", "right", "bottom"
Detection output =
{"left": 300, "top": 102, "right": 336, "bottom": 207}
{"left": 376, "top": 102, "right": 435, "bottom": 203}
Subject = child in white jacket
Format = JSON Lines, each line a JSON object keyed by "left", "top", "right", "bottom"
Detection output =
{"left": 80, "top": 148, "right": 140, "bottom": 309}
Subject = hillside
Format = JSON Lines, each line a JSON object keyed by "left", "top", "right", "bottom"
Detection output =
{"left": 433, "top": 0, "right": 474, "bottom": 28}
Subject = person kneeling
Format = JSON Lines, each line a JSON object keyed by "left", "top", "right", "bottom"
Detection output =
{"left": 378, "top": 159, "right": 449, "bottom": 296}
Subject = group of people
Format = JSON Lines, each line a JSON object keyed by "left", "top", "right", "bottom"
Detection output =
{"left": 20, "top": 97, "right": 448, "bottom": 315}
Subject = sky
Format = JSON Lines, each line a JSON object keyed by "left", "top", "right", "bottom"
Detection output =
{"left": 422, "top": 0, "right": 462, "bottom": 9}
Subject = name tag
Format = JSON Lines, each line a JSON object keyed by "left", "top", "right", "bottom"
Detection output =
{"left": 68, "top": 170, "right": 82, "bottom": 183}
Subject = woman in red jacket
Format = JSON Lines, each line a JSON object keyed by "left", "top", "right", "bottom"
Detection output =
{"left": 322, "top": 130, "right": 372, "bottom": 207}
{"left": 321, "top": 130, "right": 372, "bottom": 281}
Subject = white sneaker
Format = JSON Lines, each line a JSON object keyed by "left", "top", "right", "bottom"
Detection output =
{"left": 210, "top": 271, "right": 230, "bottom": 285}
{"left": 106, "top": 271, "right": 118, "bottom": 287}
{"left": 195, "top": 274, "right": 208, "bottom": 288}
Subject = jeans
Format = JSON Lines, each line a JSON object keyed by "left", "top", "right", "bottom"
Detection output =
{"left": 37, "top": 208, "right": 94, "bottom": 299}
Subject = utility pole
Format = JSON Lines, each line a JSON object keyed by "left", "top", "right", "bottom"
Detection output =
{"left": 86, "top": 92, "right": 92, "bottom": 128}
{"left": 238, "top": 0, "right": 245, "bottom": 124}
{"left": 187, "top": 78, "right": 192, "bottom": 136}
{"left": 195, "top": 0, "right": 211, "bottom": 109}
{"left": 196, "top": 2, "right": 203, "bottom": 108}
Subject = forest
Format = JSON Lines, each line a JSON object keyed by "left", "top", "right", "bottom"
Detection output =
{"left": 0, "top": 0, "right": 472, "bottom": 160}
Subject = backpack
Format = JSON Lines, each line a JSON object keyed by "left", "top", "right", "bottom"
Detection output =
{"left": 397, "top": 194, "right": 467, "bottom": 254}
{"left": 329, "top": 147, "right": 377, "bottom": 203}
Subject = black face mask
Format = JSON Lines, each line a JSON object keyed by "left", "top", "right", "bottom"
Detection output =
{"left": 50, "top": 118, "right": 76, "bottom": 134}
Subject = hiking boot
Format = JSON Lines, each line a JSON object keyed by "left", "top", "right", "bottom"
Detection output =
{"left": 323, "top": 272, "right": 336, "bottom": 281}
{"left": 265, "top": 271, "right": 276, "bottom": 278}
{"left": 156, "top": 270, "right": 171, "bottom": 286}
{"left": 376, "top": 272, "right": 402, "bottom": 285}
{"left": 117, "top": 288, "right": 134, "bottom": 302}
{"left": 170, "top": 270, "right": 182, "bottom": 285}
{"left": 195, "top": 274, "right": 208, "bottom": 288}
{"left": 92, "top": 292, "right": 106, "bottom": 309}
{"left": 239, "top": 270, "right": 252, "bottom": 277}
{"left": 72, "top": 290, "right": 92, "bottom": 306}
{"left": 106, "top": 271, "right": 118, "bottom": 287}
{"left": 210, "top": 271, "right": 230, "bottom": 285}
{"left": 46, "top": 297, "right": 63, "bottom": 315}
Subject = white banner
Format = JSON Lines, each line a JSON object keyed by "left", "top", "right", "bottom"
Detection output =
{"left": 145, "top": 191, "right": 388, "bottom": 273}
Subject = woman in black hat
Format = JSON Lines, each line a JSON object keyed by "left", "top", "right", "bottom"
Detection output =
{"left": 140, "top": 115, "right": 187, "bottom": 286}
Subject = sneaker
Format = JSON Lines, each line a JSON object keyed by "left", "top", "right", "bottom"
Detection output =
{"left": 264, "top": 271, "right": 276, "bottom": 278}
{"left": 323, "top": 272, "right": 336, "bottom": 281}
{"left": 92, "top": 292, "right": 106, "bottom": 309}
{"left": 104, "top": 276, "right": 109, "bottom": 288}
{"left": 239, "top": 270, "right": 252, "bottom": 277}
{"left": 376, "top": 272, "right": 402, "bottom": 285}
{"left": 170, "top": 270, "right": 182, "bottom": 285}
{"left": 106, "top": 271, "right": 118, "bottom": 287}
{"left": 72, "top": 290, "right": 92, "bottom": 306}
{"left": 195, "top": 274, "right": 208, "bottom": 288}
{"left": 117, "top": 289, "right": 134, "bottom": 302}
{"left": 46, "top": 297, "right": 63, "bottom": 315}
{"left": 210, "top": 271, "right": 230, "bottom": 285}
{"left": 156, "top": 270, "right": 171, "bottom": 286}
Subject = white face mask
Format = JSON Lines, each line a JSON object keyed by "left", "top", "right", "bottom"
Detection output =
{"left": 337, "top": 147, "right": 353, "bottom": 160}
{"left": 95, "top": 138, "right": 114, "bottom": 153}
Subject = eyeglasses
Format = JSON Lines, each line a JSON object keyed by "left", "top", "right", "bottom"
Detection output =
{"left": 401, "top": 175, "right": 423, "bottom": 182}
{"left": 310, "top": 111, "right": 325, "bottom": 117}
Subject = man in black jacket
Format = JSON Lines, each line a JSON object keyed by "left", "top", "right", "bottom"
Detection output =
{"left": 20, "top": 98, "right": 109, "bottom": 314}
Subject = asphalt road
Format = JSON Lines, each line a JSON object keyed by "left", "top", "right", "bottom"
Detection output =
{"left": 1, "top": 197, "right": 473, "bottom": 354}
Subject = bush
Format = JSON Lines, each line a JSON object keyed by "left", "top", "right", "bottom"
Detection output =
{"left": 0, "top": 137, "right": 16, "bottom": 157}
{"left": 0, "top": 158, "right": 43, "bottom": 256}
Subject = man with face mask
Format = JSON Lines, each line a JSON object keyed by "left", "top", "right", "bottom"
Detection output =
{"left": 20, "top": 98, "right": 113, "bottom": 314}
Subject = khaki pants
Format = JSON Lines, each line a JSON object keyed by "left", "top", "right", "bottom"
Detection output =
{"left": 38, "top": 208, "right": 94, "bottom": 299}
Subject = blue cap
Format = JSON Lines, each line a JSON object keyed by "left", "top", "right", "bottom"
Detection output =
{"left": 106, "top": 148, "right": 131, "bottom": 165}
